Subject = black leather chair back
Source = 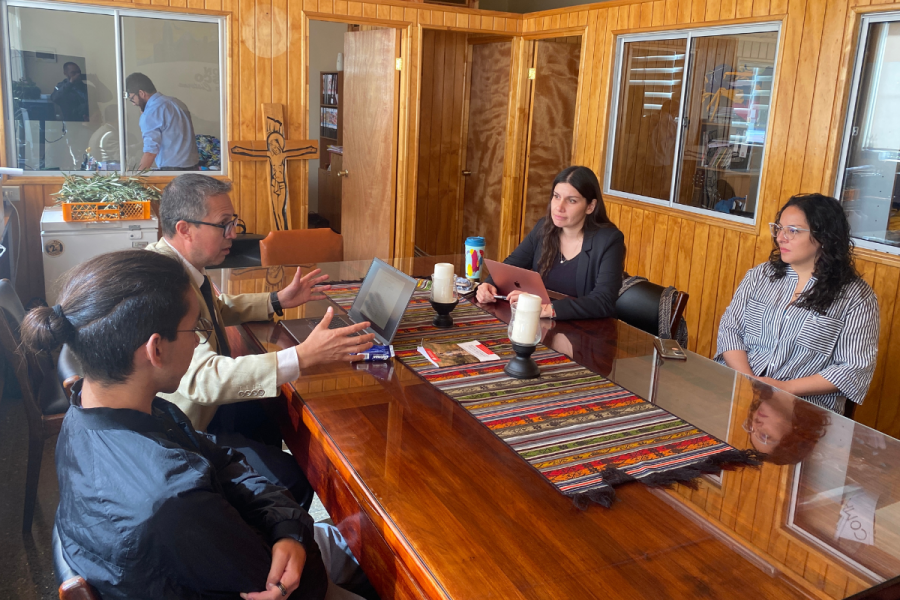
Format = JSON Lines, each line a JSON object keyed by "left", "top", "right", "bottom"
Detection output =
{"left": 0, "top": 279, "right": 25, "bottom": 325}
{"left": 616, "top": 281, "right": 665, "bottom": 337}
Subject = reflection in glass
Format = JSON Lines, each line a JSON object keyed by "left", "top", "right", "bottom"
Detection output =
{"left": 7, "top": 7, "right": 118, "bottom": 171}
{"left": 120, "top": 17, "right": 221, "bottom": 171}
{"left": 610, "top": 38, "right": 686, "bottom": 201}
{"left": 674, "top": 31, "right": 777, "bottom": 217}
{"left": 839, "top": 20, "right": 900, "bottom": 248}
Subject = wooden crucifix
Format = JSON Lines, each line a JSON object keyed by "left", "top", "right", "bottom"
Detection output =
{"left": 228, "top": 103, "right": 318, "bottom": 231}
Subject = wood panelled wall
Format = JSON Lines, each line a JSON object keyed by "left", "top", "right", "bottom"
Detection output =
{"left": 7, "top": 0, "right": 522, "bottom": 304}
{"left": 9, "top": 0, "right": 900, "bottom": 437}
{"left": 520, "top": 0, "right": 900, "bottom": 438}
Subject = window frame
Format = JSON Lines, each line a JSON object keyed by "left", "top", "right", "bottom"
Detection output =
{"left": 1, "top": 0, "right": 227, "bottom": 177}
{"left": 834, "top": 11, "right": 900, "bottom": 256}
{"left": 604, "top": 22, "right": 782, "bottom": 226}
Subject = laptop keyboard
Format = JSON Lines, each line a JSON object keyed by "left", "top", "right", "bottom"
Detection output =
{"left": 311, "top": 315, "right": 360, "bottom": 335}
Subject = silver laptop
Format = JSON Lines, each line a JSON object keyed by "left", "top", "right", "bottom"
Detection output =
{"left": 281, "top": 258, "right": 418, "bottom": 346}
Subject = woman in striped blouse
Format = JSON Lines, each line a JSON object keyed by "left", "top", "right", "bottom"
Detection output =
{"left": 716, "top": 194, "right": 879, "bottom": 413}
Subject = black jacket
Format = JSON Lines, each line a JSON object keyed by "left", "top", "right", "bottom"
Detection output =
{"left": 493, "top": 218, "right": 625, "bottom": 320}
{"left": 55, "top": 388, "right": 327, "bottom": 600}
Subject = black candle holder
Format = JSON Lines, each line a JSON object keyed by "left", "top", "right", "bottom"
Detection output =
{"left": 430, "top": 298, "right": 459, "bottom": 328}
{"left": 504, "top": 342, "right": 541, "bottom": 379}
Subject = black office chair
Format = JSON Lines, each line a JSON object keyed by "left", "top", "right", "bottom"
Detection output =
{"left": 57, "top": 344, "right": 84, "bottom": 399}
{"left": 0, "top": 279, "right": 70, "bottom": 533}
{"left": 53, "top": 523, "right": 101, "bottom": 599}
{"left": 616, "top": 279, "right": 689, "bottom": 341}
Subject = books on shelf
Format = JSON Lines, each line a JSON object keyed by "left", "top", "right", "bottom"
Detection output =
{"left": 322, "top": 73, "right": 339, "bottom": 105}
{"left": 320, "top": 107, "right": 338, "bottom": 138}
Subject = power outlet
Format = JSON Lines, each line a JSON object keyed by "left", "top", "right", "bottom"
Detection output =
{"left": 2, "top": 186, "right": 20, "bottom": 202}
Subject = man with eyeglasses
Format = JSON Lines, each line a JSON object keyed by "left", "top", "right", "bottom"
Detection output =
{"left": 125, "top": 72, "right": 199, "bottom": 171}
{"left": 147, "top": 173, "right": 375, "bottom": 509}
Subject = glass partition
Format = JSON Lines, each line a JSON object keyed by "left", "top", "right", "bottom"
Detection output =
{"left": 3, "top": 2, "right": 225, "bottom": 174}
{"left": 6, "top": 6, "right": 117, "bottom": 171}
{"left": 836, "top": 14, "right": 900, "bottom": 251}
{"left": 607, "top": 24, "right": 780, "bottom": 224}
{"left": 609, "top": 37, "right": 686, "bottom": 202}
{"left": 120, "top": 16, "right": 222, "bottom": 171}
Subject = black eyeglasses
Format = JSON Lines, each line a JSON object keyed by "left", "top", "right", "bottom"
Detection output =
{"left": 178, "top": 317, "right": 214, "bottom": 344}
{"left": 182, "top": 214, "right": 246, "bottom": 238}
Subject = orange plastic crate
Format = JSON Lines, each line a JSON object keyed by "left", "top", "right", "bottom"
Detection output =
{"left": 61, "top": 201, "right": 152, "bottom": 222}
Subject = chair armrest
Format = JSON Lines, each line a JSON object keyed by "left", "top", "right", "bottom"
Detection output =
{"left": 59, "top": 577, "right": 100, "bottom": 600}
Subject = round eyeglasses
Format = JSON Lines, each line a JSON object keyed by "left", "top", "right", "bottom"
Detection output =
{"left": 769, "top": 223, "right": 813, "bottom": 241}
{"left": 742, "top": 418, "right": 781, "bottom": 446}
{"left": 179, "top": 317, "right": 215, "bottom": 344}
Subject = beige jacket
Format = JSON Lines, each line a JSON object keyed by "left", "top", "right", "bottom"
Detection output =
{"left": 147, "top": 240, "right": 278, "bottom": 431}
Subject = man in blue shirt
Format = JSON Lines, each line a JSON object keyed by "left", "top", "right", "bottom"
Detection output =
{"left": 125, "top": 72, "right": 199, "bottom": 171}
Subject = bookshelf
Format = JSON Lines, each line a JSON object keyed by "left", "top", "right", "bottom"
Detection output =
{"left": 318, "top": 71, "right": 343, "bottom": 232}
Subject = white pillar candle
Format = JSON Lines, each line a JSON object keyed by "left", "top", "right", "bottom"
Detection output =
{"left": 510, "top": 293, "right": 542, "bottom": 345}
{"left": 434, "top": 263, "right": 454, "bottom": 279}
{"left": 432, "top": 275, "right": 454, "bottom": 303}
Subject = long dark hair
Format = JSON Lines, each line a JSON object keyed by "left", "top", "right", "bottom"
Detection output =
{"left": 21, "top": 250, "right": 191, "bottom": 384}
{"left": 769, "top": 193, "right": 859, "bottom": 314}
{"left": 537, "top": 166, "right": 611, "bottom": 277}
{"left": 747, "top": 381, "right": 829, "bottom": 466}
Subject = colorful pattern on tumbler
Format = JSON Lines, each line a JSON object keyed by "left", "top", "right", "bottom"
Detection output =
{"left": 325, "top": 284, "right": 755, "bottom": 506}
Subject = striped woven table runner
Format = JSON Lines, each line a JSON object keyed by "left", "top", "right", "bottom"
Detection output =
{"left": 326, "top": 284, "right": 757, "bottom": 508}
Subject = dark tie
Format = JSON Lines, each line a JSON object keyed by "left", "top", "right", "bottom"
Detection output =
{"left": 199, "top": 276, "right": 231, "bottom": 357}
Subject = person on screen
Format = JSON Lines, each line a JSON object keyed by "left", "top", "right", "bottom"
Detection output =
{"left": 49, "top": 62, "right": 89, "bottom": 122}
{"left": 22, "top": 250, "right": 371, "bottom": 600}
{"left": 716, "top": 193, "right": 879, "bottom": 413}
{"left": 475, "top": 166, "right": 626, "bottom": 320}
{"left": 125, "top": 72, "right": 199, "bottom": 171}
{"left": 146, "top": 173, "right": 375, "bottom": 510}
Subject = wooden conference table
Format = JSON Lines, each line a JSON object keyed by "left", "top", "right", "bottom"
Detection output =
{"left": 212, "top": 256, "right": 900, "bottom": 600}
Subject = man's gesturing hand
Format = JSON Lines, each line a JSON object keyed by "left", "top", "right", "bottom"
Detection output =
{"left": 240, "top": 538, "right": 306, "bottom": 600}
{"left": 278, "top": 268, "right": 331, "bottom": 310}
{"left": 295, "top": 307, "right": 375, "bottom": 369}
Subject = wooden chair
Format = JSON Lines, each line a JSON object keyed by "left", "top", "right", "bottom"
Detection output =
{"left": 0, "top": 279, "right": 69, "bottom": 533}
{"left": 259, "top": 228, "right": 343, "bottom": 266}
{"left": 616, "top": 280, "right": 689, "bottom": 340}
{"left": 53, "top": 523, "right": 101, "bottom": 600}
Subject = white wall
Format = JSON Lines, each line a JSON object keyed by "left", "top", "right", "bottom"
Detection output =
{"left": 308, "top": 21, "right": 347, "bottom": 214}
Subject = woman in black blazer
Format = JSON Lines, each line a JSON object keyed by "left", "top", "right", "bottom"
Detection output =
{"left": 476, "top": 166, "right": 626, "bottom": 320}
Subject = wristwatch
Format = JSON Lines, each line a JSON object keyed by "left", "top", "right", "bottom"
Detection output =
{"left": 270, "top": 291, "right": 284, "bottom": 317}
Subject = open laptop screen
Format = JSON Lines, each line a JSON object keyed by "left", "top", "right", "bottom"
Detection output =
{"left": 348, "top": 258, "right": 417, "bottom": 344}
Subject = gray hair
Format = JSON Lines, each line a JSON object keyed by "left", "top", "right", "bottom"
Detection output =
{"left": 160, "top": 174, "right": 233, "bottom": 237}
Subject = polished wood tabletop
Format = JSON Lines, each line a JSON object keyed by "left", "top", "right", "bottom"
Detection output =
{"left": 215, "top": 257, "right": 900, "bottom": 600}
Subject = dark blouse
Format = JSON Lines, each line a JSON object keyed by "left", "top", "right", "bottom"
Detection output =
{"left": 543, "top": 255, "right": 579, "bottom": 298}
{"left": 486, "top": 218, "right": 626, "bottom": 320}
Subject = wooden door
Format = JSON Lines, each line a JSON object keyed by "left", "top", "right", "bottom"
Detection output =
{"left": 414, "top": 30, "right": 469, "bottom": 256}
{"left": 341, "top": 29, "right": 401, "bottom": 261}
{"left": 461, "top": 41, "right": 512, "bottom": 262}
{"left": 521, "top": 38, "right": 581, "bottom": 236}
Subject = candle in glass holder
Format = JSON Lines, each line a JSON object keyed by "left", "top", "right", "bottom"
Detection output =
{"left": 510, "top": 293, "right": 542, "bottom": 345}
{"left": 432, "top": 263, "right": 455, "bottom": 303}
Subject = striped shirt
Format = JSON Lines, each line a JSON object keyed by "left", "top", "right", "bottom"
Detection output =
{"left": 715, "top": 263, "right": 879, "bottom": 411}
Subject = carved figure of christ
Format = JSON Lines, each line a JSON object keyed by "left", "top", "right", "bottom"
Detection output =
{"left": 228, "top": 103, "right": 319, "bottom": 231}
